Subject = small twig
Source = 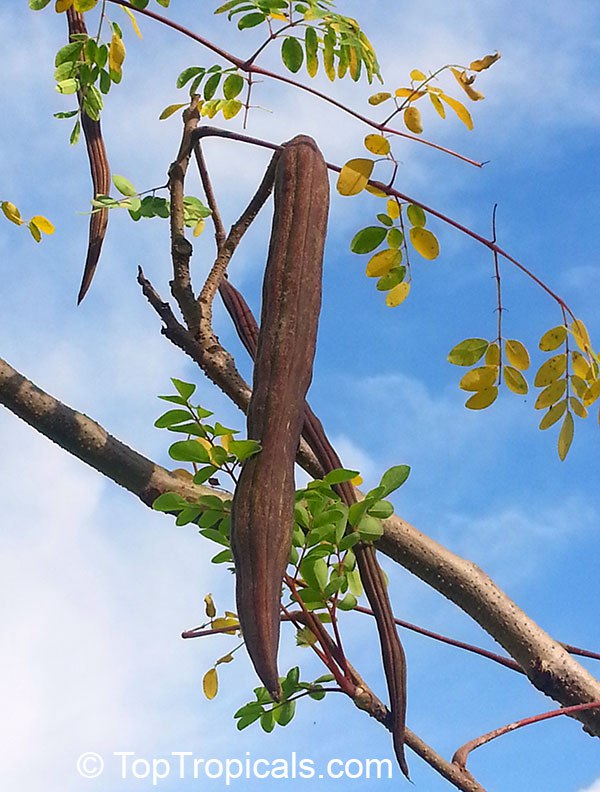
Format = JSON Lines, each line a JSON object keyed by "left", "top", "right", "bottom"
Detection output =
{"left": 193, "top": 141, "right": 226, "bottom": 252}
{"left": 563, "top": 643, "right": 600, "bottom": 663}
{"left": 452, "top": 701, "right": 600, "bottom": 770}
{"left": 197, "top": 146, "right": 281, "bottom": 319}
{"left": 492, "top": 203, "right": 503, "bottom": 379}
{"left": 354, "top": 605, "right": 522, "bottom": 673}
{"left": 285, "top": 574, "right": 356, "bottom": 697}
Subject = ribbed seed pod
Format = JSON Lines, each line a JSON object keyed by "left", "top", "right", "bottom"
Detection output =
{"left": 230, "top": 135, "right": 329, "bottom": 700}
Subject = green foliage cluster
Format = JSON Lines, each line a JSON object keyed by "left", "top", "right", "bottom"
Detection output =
{"left": 151, "top": 379, "right": 411, "bottom": 727}
{"left": 234, "top": 667, "right": 333, "bottom": 732}
{"left": 90, "top": 174, "right": 211, "bottom": 234}
{"left": 215, "top": 0, "right": 380, "bottom": 82}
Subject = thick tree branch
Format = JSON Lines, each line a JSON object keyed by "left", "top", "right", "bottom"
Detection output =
{"left": 378, "top": 513, "right": 600, "bottom": 736}
{"left": 0, "top": 356, "right": 210, "bottom": 507}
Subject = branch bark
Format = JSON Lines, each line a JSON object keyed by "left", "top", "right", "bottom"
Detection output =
{"left": 0, "top": 356, "right": 209, "bottom": 508}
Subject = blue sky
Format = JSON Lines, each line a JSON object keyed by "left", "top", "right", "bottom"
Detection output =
{"left": 1, "top": 1, "right": 599, "bottom": 790}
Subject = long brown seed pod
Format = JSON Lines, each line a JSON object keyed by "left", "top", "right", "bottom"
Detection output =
{"left": 220, "top": 282, "right": 408, "bottom": 775}
{"left": 66, "top": 9, "right": 111, "bottom": 304}
{"left": 230, "top": 135, "right": 329, "bottom": 701}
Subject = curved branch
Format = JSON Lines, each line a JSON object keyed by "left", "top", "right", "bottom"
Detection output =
{"left": 452, "top": 702, "right": 600, "bottom": 770}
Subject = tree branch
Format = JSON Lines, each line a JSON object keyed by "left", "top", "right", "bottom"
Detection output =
{"left": 378, "top": 513, "right": 600, "bottom": 736}
{"left": 0, "top": 356, "right": 210, "bottom": 507}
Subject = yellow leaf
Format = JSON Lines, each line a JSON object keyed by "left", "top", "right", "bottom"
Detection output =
{"left": 569, "top": 397, "right": 587, "bottom": 419}
{"left": 485, "top": 342, "right": 500, "bottom": 366}
{"left": 428, "top": 92, "right": 446, "bottom": 118}
{"left": 366, "top": 248, "right": 401, "bottom": 278}
{"left": 364, "top": 183, "right": 387, "bottom": 198}
{"left": 171, "top": 468, "right": 193, "bottom": 481}
{"left": 505, "top": 339, "right": 530, "bottom": 370}
{"left": 539, "top": 325, "right": 567, "bottom": 351}
{"left": 570, "top": 374, "right": 588, "bottom": 399}
{"left": 269, "top": 12, "right": 288, "bottom": 21}
{"left": 109, "top": 32, "right": 126, "bottom": 75}
{"left": 222, "top": 99, "right": 242, "bottom": 120}
{"left": 571, "top": 351, "right": 591, "bottom": 379}
{"left": 404, "top": 106, "right": 423, "bottom": 134}
{"left": 122, "top": 5, "right": 142, "bottom": 38}
{"left": 216, "top": 653, "right": 234, "bottom": 665}
{"left": 439, "top": 92, "right": 473, "bottom": 130}
{"left": 465, "top": 387, "right": 498, "bottom": 410}
{"left": 570, "top": 319, "right": 591, "bottom": 353}
{"left": 460, "top": 366, "right": 498, "bottom": 392}
{"left": 30, "top": 215, "right": 55, "bottom": 235}
{"left": 202, "top": 668, "right": 218, "bottom": 700}
{"left": 204, "top": 593, "right": 216, "bottom": 618}
{"left": 364, "top": 134, "right": 390, "bottom": 156}
{"left": 469, "top": 52, "right": 501, "bottom": 72}
{"left": 504, "top": 366, "right": 528, "bottom": 395}
{"left": 450, "top": 68, "right": 484, "bottom": 101}
{"left": 539, "top": 400, "right": 567, "bottom": 430}
{"left": 534, "top": 354, "right": 567, "bottom": 387}
{"left": 535, "top": 379, "right": 567, "bottom": 409}
{"left": 387, "top": 198, "right": 400, "bottom": 219}
{"left": 196, "top": 437, "right": 212, "bottom": 452}
{"left": 558, "top": 412, "right": 574, "bottom": 461}
{"left": 409, "top": 227, "right": 439, "bottom": 260}
{"left": 28, "top": 221, "right": 42, "bottom": 243}
{"left": 74, "top": 0, "right": 98, "bottom": 10}
{"left": 386, "top": 282, "right": 410, "bottom": 307}
{"left": 159, "top": 103, "right": 188, "bottom": 120}
{"left": 368, "top": 92, "right": 391, "bottom": 106}
{"left": 193, "top": 218, "right": 205, "bottom": 237}
{"left": 410, "top": 69, "right": 427, "bottom": 81}
{"left": 583, "top": 379, "right": 600, "bottom": 407}
{"left": 212, "top": 617, "right": 239, "bottom": 631}
{"left": 336, "top": 158, "right": 374, "bottom": 197}
{"left": 395, "top": 88, "right": 425, "bottom": 100}
{"left": 1, "top": 201, "right": 23, "bottom": 225}
{"left": 220, "top": 434, "right": 233, "bottom": 452}
{"left": 348, "top": 46, "right": 360, "bottom": 81}
{"left": 55, "top": 0, "right": 73, "bottom": 11}
{"left": 351, "top": 474, "right": 363, "bottom": 486}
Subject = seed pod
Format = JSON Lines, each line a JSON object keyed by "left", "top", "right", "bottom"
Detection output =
{"left": 230, "top": 135, "right": 329, "bottom": 700}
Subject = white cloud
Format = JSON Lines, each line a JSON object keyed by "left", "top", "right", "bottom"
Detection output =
{"left": 578, "top": 779, "right": 600, "bottom": 792}
{"left": 442, "top": 497, "right": 596, "bottom": 585}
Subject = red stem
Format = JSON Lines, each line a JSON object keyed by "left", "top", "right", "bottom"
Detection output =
{"left": 354, "top": 605, "right": 521, "bottom": 673}
{"left": 452, "top": 702, "right": 600, "bottom": 769}
{"left": 192, "top": 126, "right": 577, "bottom": 319}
